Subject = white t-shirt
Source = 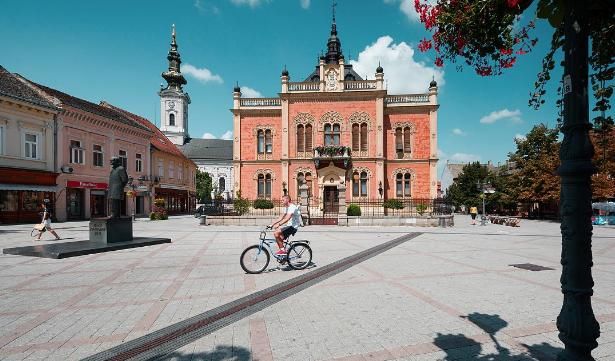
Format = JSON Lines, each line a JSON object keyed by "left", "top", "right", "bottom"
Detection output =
{"left": 285, "top": 203, "right": 302, "bottom": 229}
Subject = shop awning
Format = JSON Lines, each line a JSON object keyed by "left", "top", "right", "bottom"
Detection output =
{"left": 0, "top": 184, "right": 57, "bottom": 192}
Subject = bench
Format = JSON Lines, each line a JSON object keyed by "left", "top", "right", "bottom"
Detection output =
{"left": 489, "top": 215, "right": 521, "bottom": 227}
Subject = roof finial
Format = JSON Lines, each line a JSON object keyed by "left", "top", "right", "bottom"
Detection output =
{"left": 332, "top": 0, "right": 337, "bottom": 24}
{"left": 172, "top": 24, "right": 176, "bottom": 44}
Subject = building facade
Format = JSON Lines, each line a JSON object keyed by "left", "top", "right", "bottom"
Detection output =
{"left": 232, "top": 20, "right": 438, "bottom": 213}
{"left": 28, "top": 83, "right": 154, "bottom": 221}
{"left": 102, "top": 102, "right": 198, "bottom": 215}
{"left": 180, "top": 139, "right": 233, "bottom": 200}
{"left": 0, "top": 66, "right": 60, "bottom": 224}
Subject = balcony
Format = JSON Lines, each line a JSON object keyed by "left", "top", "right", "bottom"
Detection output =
{"left": 313, "top": 145, "right": 352, "bottom": 168}
{"left": 239, "top": 98, "right": 281, "bottom": 107}
{"left": 385, "top": 94, "right": 430, "bottom": 106}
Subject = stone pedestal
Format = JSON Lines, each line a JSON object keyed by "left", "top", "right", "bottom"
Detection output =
{"left": 337, "top": 184, "right": 346, "bottom": 215}
{"left": 90, "top": 217, "right": 133, "bottom": 243}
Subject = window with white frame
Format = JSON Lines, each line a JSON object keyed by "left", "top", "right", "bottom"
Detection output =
{"left": 0, "top": 125, "right": 5, "bottom": 155}
{"left": 158, "top": 159, "right": 164, "bottom": 178}
{"left": 119, "top": 150, "right": 127, "bottom": 170}
{"left": 135, "top": 153, "right": 142, "bottom": 172}
{"left": 69, "top": 140, "right": 84, "bottom": 164}
{"left": 396, "top": 172, "right": 412, "bottom": 198}
{"left": 169, "top": 161, "right": 174, "bottom": 178}
{"left": 24, "top": 133, "right": 39, "bottom": 160}
{"left": 93, "top": 144, "right": 103, "bottom": 167}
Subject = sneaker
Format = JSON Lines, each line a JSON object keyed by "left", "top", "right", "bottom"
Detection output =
{"left": 275, "top": 249, "right": 287, "bottom": 256}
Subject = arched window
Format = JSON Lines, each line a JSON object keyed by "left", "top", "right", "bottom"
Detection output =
{"left": 395, "top": 126, "right": 412, "bottom": 158}
{"left": 360, "top": 123, "right": 368, "bottom": 151}
{"left": 297, "top": 125, "right": 305, "bottom": 152}
{"left": 324, "top": 123, "right": 341, "bottom": 145}
{"left": 353, "top": 171, "right": 369, "bottom": 197}
{"left": 257, "top": 130, "right": 265, "bottom": 154}
{"left": 265, "top": 130, "right": 272, "bottom": 153}
{"left": 305, "top": 124, "right": 312, "bottom": 151}
{"left": 257, "top": 173, "right": 272, "bottom": 198}
{"left": 169, "top": 113, "right": 175, "bottom": 126}
{"left": 352, "top": 124, "right": 360, "bottom": 151}
{"left": 218, "top": 177, "right": 225, "bottom": 192}
{"left": 296, "top": 172, "right": 313, "bottom": 199}
{"left": 396, "top": 172, "right": 412, "bottom": 198}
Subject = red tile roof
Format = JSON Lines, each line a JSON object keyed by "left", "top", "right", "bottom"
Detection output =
{"left": 100, "top": 102, "right": 193, "bottom": 163}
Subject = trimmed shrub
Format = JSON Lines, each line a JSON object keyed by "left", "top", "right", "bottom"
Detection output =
{"left": 347, "top": 204, "right": 361, "bottom": 216}
{"left": 416, "top": 203, "right": 428, "bottom": 215}
{"left": 383, "top": 199, "right": 404, "bottom": 209}
{"left": 233, "top": 191, "right": 250, "bottom": 216}
{"left": 149, "top": 212, "right": 157, "bottom": 220}
{"left": 154, "top": 198, "right": 166, "bottom": 207}
{"left": 254, "top": 199, "right": 274, "bottom": 209}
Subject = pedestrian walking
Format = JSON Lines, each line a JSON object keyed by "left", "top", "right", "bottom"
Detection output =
{"left": 35, "top": 202, "right": 61, "bottom": 241}
{"left": 470, "top": 205, "right": 478, "bottom": 225}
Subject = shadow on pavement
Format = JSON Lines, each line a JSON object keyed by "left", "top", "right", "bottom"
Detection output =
{"left": 162, "top": 344, "right": 251, "bottom": 361}
{"left": 433, "top": 313, "right": 563, "bottom": 361}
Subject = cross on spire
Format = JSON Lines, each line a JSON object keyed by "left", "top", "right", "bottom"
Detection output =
{"left": 332, "top": 0, "right": 337, "bottom": 23}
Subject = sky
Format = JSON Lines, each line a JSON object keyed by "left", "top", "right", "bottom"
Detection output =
{"left": 1, "top": 0, "right": 593, "bottom": 179}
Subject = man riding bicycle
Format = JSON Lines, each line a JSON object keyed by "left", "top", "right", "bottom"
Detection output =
{"left": 269, "top": 195, "right": 302, "bottom": 256}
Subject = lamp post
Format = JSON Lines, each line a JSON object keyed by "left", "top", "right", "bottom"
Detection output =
{"left": 477, "top": 181, "right": 495, "bottom": 226}
{"left": 127, "top": 176, "right": 136, "bottom": 222}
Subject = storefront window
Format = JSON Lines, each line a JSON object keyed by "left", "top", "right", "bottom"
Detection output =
{"left": 22, "top": 191, "right": 41, "bottom": 211}
{"left": 0, "top": 191, "right": 19, "bottom": 212}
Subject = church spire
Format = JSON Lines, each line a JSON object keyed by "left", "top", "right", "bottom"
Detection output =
{"left": 325, "top": 0, "right": 343, "bottom": 64}
{"left": 162, "top": 24, "right": 187, "bottom": 90}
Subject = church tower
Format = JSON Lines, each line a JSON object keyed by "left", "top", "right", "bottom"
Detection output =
{"left": 159, "top": 24, "right": 191, "bottom": 145}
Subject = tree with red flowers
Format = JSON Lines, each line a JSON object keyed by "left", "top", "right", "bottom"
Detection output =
{"left": 414, "top": 0, "right": 613, "bottom": 360}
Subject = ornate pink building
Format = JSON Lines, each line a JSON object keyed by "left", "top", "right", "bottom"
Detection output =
{"left": 232, "top": 19, "right": 439, "bottom": 214}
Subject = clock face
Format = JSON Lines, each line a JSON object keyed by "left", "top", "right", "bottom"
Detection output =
{"left": 326, "top": 71, "right": 338, "bottom": 91}
{"left": 168, "top": 101, "right": 175, "bottom": 109}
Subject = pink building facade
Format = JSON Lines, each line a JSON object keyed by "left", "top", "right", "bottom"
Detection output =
{"left": 31, "top": 84, "right": 153, "bottom": 221}
{"left": 232, "top": 20, "right": 439, "bottom": 214}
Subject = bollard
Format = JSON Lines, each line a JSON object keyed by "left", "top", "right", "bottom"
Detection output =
{"left": 199, "top": 215, "right": 207, "bottom": 226}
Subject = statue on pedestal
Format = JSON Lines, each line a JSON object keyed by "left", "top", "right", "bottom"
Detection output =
{"left": 108, "top": 157, "right": 128, "bottom": 218}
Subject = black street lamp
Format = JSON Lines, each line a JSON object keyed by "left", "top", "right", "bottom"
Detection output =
{"left": 476, "top": 181, "right": 495, "bottom": 226}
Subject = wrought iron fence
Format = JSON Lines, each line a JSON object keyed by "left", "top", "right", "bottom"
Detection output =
{"left": 196, "top": 199, "right": 285, "bottom": 217}
{"left": 345, "top": 198, "right": 453, "bottom": 217}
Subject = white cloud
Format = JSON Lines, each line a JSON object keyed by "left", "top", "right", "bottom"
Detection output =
{"left": 515, "top": 133, "right": 526, "bottom": 141}
{"left": 230, "top": 0, "right": 268, "bottom": 8}
{"left": 202, "top": 132, "right": 217, "bottom": 139}
{"left": 300, "top": 0, "right": 310, "bottom": 9}
{"left": 384, "top": 0, "right": 436, "bottom": 22}
{"left": 450, "top": 153, "right": 481, "bottom": 163}
{"left": 194, "top": 0, "right": 219, "bottom": 14}
{"left": 240, "top": 86, "right": 263, "bottom": 98}
{"left": 480, "top": 109, "right": 522, "bottom": 124}
{"left": 350, "top": 36, "right": 444, "bottom": 94}
{"left": 220, "top": 130, "right": 233, "bottom": 140}
{"left": 452, "top": 128, "right": 467, "bottom": 136}
{"left": 182, "top": 64, "right": 223, "bottom": 84}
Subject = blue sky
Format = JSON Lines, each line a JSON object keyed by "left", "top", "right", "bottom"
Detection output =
{"left": 2, "top": 0, "right": 586, "bottom": 177}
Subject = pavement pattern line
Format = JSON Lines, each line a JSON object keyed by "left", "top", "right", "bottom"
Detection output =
{"left": 82, "top": 232, "right": 422, "bottom": 361}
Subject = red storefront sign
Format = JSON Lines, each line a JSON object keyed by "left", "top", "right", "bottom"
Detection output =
{"left": 67, "top": 180, "right": 108, "bottom": 189}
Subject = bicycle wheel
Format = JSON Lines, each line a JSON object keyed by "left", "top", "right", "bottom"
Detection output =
{"left": 240, "top": 245, "right": 270, "bottom": 274}
{"left": 287, "top": 242, "right": 312, "bottom": 270}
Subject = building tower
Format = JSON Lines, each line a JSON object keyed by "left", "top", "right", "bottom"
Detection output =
{"left": 159, "top": 24, "right": 191, "bottom": 145}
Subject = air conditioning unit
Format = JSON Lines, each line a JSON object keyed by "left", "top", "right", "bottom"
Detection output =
{"left": 61, "top": 165, "right": 74, "bottom": 173}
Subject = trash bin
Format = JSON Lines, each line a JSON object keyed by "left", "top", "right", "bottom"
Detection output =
{"left": 199, "top": 215, "right": 207, "bottom": 225}
{"left": 438, "top": 216, "right": 447, "bottom": 228}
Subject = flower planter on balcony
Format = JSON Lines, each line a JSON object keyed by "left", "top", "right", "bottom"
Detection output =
{"left": 313, "top": 146, "right": 352, "bottom": 168}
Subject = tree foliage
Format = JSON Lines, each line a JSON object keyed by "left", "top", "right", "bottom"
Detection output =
{"left": 508, "top": 124, "right": 560, "bottom": 202}
{"left": 414, "top": 0, "right": 614, "bottom": 125}
{"left": 590, "top": 127, "right": 615, "bottom": 200}
{"left": 196, "top": 170, "right": 212, "bottom": 203}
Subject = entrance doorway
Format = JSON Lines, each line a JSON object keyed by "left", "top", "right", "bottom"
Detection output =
{"left": 67, "top": 188, "right": 84, "bottom": 220}
{"left": 323, "top": 186, "right": 339, "bottom": 214}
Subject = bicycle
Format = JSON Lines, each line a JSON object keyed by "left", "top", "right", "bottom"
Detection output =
{"left": 240, "top": 226, "right": 312, "bottom": 274}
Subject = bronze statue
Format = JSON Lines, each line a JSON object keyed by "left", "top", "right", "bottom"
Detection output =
{"left": 108, "top": 157, "right": 128, "bottom": 218}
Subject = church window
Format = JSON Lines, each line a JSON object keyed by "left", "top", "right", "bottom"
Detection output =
{"left": 324, "top": 123, "right": 340, "bottom": 145}
{"left": 352, "top": 123, "right": 368, "bottom": 152}
{"left": 395, "top": 126, "right": 412, "bottom": 158}
{"left": 169, "top": 113, "right": 175, "bottom": 126}
{"left": 257, "top": 130, "right": 265, "bottom": 154}
{"left": 352, "top": 171, "right": 368, "bottom": 197}
{"left": 257, "top": 129, "right": 273, "bottom": 155}
{"left": 395, "top": 172, "right": 412, "bottom": 198}
{"left": 257, "top": 173, "right": 272, "bottom": 198}
{"left": 297, "top": 125, "right": 304, "bottom": 152}
{"left": 265, "top": 130, "right": 272, "bottom": 153}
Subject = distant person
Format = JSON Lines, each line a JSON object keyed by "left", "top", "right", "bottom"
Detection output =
{"left": 470, "top": 206, "right": 478, "bottom": 225}
{"left": 35, "top": 202, "right": 61, "bottom": 241}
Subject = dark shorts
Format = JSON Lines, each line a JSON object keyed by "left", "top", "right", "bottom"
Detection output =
{"left": 471, "top": 214, "right": 477, "bottom": 220}
{"left": 281, "top": 226, "right": 297, "bottom": 239}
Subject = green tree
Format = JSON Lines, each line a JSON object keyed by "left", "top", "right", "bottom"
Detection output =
{"left": 591, "top": 126, "right": 615, "bottom": 200}
{"left": 195, "top": 170, "right": 212, "bottom": 203}
{"left": 445, "top": 162, "right": 491, "bottom": 210}
{"left": 508, "top": 124, "right": 561, "bottom": 203}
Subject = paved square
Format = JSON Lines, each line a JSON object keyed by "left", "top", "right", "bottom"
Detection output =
{"left": 0, "top": 216, "right": 613, "bottom": 360}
